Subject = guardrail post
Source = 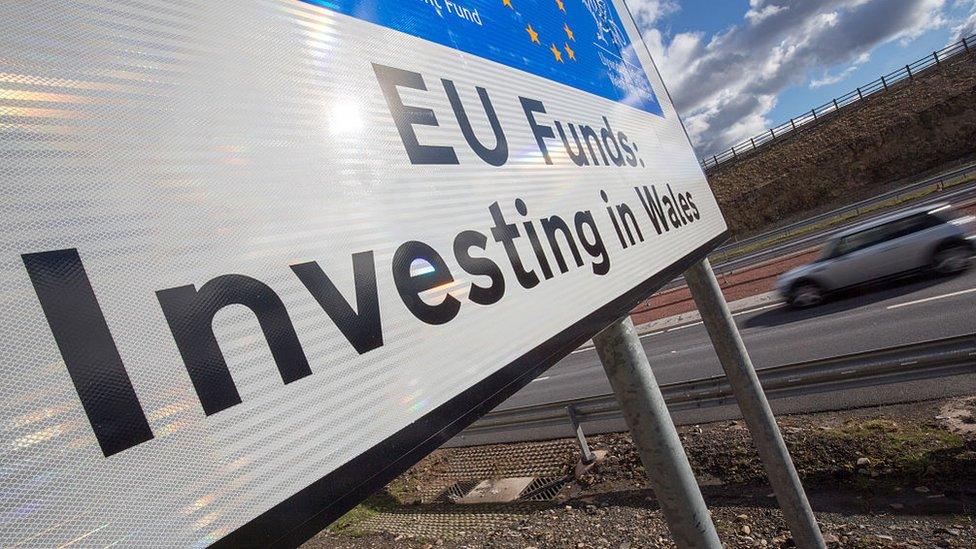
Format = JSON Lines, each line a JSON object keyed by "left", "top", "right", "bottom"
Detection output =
{"left": 832, "top": 99, "right": 839, "bottom": 110}
{"left": 684, "top": 259, "right": 825, "bottom": 549}
{"left": 790, "top": 118, "right": 796, "bottom": 131}
{"left": 906, "top": 64, "right": 913, "bottom": 79}
{"left": 856, "top": 87, "right": 863, "bottom": 100}
{"left": 566, "top": 405, "right": 596, "bottom": 464}
{"left": 881, "top": 75, "right": 888, "bottom": 90}
{"left": 593, "top": 317, "right": 722, "bottom": 549}
{"left": 934, "top": 51, "right": 940, "bottom": 67}
{"left": 811, "top": 108, "right": 817, "bottom": 120}
{"left": 964, "top": 36, "right": 970, "bottom": 53}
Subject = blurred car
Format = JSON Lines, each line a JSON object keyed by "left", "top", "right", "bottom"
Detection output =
{"left": 777, "top": 203, "right": 975, "bottom": 307}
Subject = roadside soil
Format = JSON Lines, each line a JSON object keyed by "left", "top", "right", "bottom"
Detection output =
{"left": 308, "top": 396, "right": 976, "bottom": 548}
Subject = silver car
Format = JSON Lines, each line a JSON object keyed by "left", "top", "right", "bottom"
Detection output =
{"left": 777, "top": 204, "right": 975, "bottom": 307}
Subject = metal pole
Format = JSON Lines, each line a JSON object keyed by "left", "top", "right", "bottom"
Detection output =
{"left": 684, "top": 259, "right": 825, "bottom": 549}
{"left": 593, "top": 318, "right": 722, "bottom": 549}
{"left": 567, "top": 405, "right": 596, "bottom": 464}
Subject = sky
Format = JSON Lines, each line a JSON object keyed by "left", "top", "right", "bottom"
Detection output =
{"left": 625, "top": 0, "right": 976, "bottom": 158}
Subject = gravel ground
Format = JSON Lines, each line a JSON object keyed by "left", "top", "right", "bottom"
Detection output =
{"left": 311, "top": 496, "right": 975, "bottom": 548}
{"left": 306, "top": 396, "right": 976, "bottom": 548}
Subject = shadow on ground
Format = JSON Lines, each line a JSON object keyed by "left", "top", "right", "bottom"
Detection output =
{"left": 743, "top": 271, "right": 961, "bottom": 328}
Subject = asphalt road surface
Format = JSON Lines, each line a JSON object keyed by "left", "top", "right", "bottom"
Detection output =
{"left": 499, "top": 267, "right": 976, "bottom": 411}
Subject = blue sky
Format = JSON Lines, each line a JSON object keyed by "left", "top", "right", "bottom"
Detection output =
{"left": 626, "top": 0, "right": 976, "bottom": 157}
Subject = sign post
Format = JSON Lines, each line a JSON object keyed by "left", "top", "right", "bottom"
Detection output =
{"left": 0, "top": 0, "right": 730, "bottom": 546}
{"left": 685, "top": 259, "right": 826, "bottom": 549}
{"left": 593, "top": 317, "right": 722, "bottom": 549}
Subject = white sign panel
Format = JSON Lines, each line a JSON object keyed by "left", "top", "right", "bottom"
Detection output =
{"left": 0, "top": 0, "right": 728, "bottom": 546}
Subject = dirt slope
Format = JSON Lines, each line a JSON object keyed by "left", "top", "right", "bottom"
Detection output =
{"left": 707, "top": 52, "right": 976, "bottom": 236}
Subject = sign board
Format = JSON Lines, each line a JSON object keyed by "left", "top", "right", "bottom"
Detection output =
{"left": 0, "top": 0, "right": 728, "bottom": 546}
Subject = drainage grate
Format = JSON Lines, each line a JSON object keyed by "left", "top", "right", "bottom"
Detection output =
{"left": 436, "top": 480, "right": 480, "bottom": 503}
{"left": 517, "top": 476, "right": 569, "bottom": 501}
{"left": 438, "top": 476, "right": 570, "bottom": 503}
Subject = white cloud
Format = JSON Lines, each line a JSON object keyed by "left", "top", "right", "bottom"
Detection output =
{"left": 746, "top": 4, "right": 789, "bottom": 24}
{"left": 624, "top": 0, "right": 679, "bottom": 28}
{"left": 631, "top": 0, "right": 949, "bottom": 157}
{"left": 952, "top": 1, "right": 976, "bottom": 40}
{"left": 809, "top": 52, "right": 871, "bottom": 88}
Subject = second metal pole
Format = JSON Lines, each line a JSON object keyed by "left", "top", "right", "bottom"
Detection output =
{"left": 684, "top": 258, "right": 825, "bottom": 548}
{"left": 593, "top": 317, "right": 722, "bottom": 549}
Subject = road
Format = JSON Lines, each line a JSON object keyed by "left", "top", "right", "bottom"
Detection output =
{"left": 499, "top": 267, "right": 976, "bottom": 411}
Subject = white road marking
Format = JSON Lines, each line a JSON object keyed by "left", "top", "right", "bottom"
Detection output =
{"left": 567, "top": 302, "right": 780, "bottom": 355}
{"left": 667, "top": 321, "right": 703, "bottom": 333}
{"left": 731, "top": 303, "right": 781, "bottom": 317}
{"left": 530, "top": 376, "right": 550, "bottom": 383}
{"left": 886, "top": 287, "right": 976, "bottom": 310}
{"left": 900, "top": 361, "right": 918, "bottom": 366}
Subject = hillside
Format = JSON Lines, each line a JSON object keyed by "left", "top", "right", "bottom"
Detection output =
{"left": 706, "top": 49, "right": 976, "bottom": 236}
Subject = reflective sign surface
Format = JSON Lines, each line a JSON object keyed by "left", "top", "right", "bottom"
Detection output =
{"left": 0, "top": 0, "right": 727, "bottom": 546}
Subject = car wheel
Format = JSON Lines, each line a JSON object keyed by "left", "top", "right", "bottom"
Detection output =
{"left": 932, "top": 244, "right": 972, "bottom": 275}
{"left": 789, "top": 281, "right": 824, "bottom": 308}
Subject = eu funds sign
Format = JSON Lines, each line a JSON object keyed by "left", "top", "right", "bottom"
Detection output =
{"left": 0, "top": 0, "right": 728, "bottom": 546}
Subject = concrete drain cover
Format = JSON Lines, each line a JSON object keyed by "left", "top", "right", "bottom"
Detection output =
{"left": 441, "top": 476, "right": 569, "bottom": 504}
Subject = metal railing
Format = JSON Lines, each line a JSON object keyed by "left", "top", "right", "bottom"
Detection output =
{"left": 715, "top": 162, "right": 976, "bottom": 254}
{"left": 699, "top": 33, "right": 976, "bottom": 171}
{"left": 452, "top": 334, "right": 976, "bottom": 446}
{"left": 718, "top": 163, "right": 976, "bottom": 250}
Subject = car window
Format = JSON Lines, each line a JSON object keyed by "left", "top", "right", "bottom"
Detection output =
{"left": 879, "top": 213, "right": 941, "bottom": 242}
{"left": 833, "top": 225, "right": 889, "bottom": 256}
{"left": 819, "top": 240, "right": 838, "bottom": 260}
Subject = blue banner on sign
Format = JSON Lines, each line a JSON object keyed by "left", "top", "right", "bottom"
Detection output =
{"left": 301, "top": 0, "right": 664, "bottom": 116}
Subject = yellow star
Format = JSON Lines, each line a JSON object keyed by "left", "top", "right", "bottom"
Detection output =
{"left": 555, "top": 0, "right": 566, "bottom": 12}
{"left": 502, "top": 0, "right": 513, "bottom": 9}
{"left": 564, "top": 43, "right": 576, "bottom": 61}
{"left": 526, "top": 24, "right": 540, "bottom": 44}
{"left": 550, "top": 43, "right": 564, "bottom": 62}
{"left": 564, "top": 23, "right": 575, "bottom": 41}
